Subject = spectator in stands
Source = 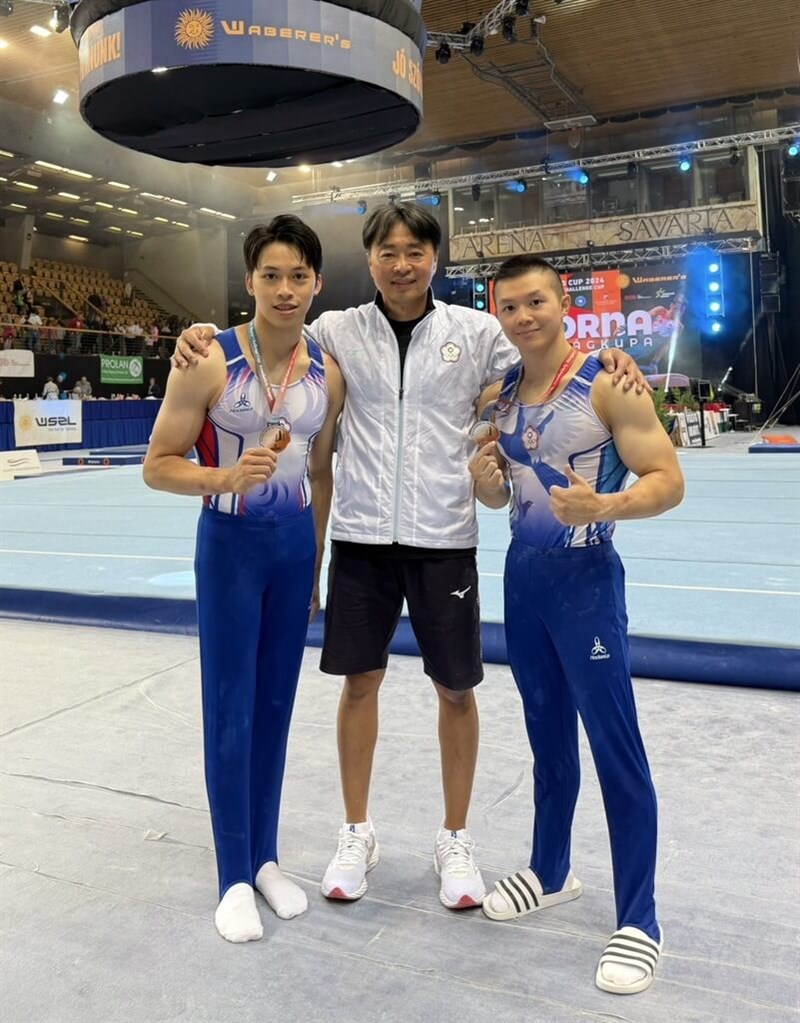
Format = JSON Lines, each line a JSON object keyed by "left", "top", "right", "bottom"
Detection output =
{"left": 79, "top": 376, "right": 93, "bottom": 399}
{"left": 26, "top": 308, "right": 43, "bottom": 351}
{"left": 147, "top": 323, "right": 159, "bottom": 351}
{"left": 12, "top": 282, "right": 26, "bottom": 316}
{"left": 67, "top": 313, "right": 85, "bottom": 353}
{"left": 53, "top": 320, "right": 66, "bottom": 351}
{"left": 42, "top": 376, "right": 59, "bottom": 400}
{"left": 146, "top": 376, "right": 161, "bottom": 398}
{"left": 71, "top": 380, "right": 83, "bottom": 400}
{"left": 3, "top": 318, "right": 17, "bottom": 349}
{"left": 123, "top": 279, "right": 133, "bottom": 306}
{"left": 24, "top": 282, "right": 35, "bottom": 314}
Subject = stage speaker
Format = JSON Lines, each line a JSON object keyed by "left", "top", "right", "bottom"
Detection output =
{"left": 758, "top": 253, "right": 781, "bottom": 313}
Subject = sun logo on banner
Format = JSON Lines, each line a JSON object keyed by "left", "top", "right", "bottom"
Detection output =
{"left": 175, "top": 8, "right": 214, "bottom": 49}
{"left": 18, "top": 415, "right": 32, "bottom": 432}
{"left": 617, "top": 272, "right": 631, "bottom": 290}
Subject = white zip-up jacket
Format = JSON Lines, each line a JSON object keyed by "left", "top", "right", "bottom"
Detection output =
{"left": 309, "top": 298, "right": 519, "bottom": 549}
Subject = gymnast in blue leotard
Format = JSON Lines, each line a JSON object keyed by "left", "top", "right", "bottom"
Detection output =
{"left": 143, "top": 216, "right": 344, "bottom": 942}
{"left": 469, "top": 254, "right": 684, "bottom": 995}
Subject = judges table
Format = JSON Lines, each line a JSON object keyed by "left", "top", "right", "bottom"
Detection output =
{"left": 0, "top": 399, "right": 162, "bottom": 451}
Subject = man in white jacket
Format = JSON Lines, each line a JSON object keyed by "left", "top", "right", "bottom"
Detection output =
{"left": 171, "top": 204, "right": 644, "bottom": 911}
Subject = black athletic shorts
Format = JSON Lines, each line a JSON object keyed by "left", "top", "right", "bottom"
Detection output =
{"left": 320, "top": 541, "right": 483, "bottom": 691}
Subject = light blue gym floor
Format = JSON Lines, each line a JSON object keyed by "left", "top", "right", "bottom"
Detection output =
{"left": 1, "top": 442, "right": 798, "bottom": 648}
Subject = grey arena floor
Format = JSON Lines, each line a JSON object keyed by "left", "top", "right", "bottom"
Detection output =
{"left": 1, "top": 619, "right": 798, "bottom": 1023}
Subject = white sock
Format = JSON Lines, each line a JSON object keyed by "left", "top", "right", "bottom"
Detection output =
{"left": 255, "top": 861, "right": 308, "bottom": 920}
{"left": 214, "top": 883, "right": 263, "bottom": 943}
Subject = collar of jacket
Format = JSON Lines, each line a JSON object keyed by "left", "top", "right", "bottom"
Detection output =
{"left": 372, "top": 288, "right": 436, "bottom": 325}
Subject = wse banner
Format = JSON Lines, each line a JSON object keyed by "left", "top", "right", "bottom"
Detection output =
{"left": 101, "top": 355, "right": 143, "bottom": 385}
{"left": 13, "top": 399, "right": 83, "bottom": 447}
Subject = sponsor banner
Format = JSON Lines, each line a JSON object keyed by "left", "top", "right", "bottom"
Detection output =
{"left": 14, "top": 400, "right": 82, "bottom": 447}
{"left": 78, "top": 1, "right": 423, "bottom": 112}
{"left": 489, "top": 261, "right": 703, "bottom": 378}
{"left": 0, "top": 350, "right": 34, "bottom": 378}
{"left": 451, "top": 202, "right": 759, "bottom": 261}
{"left": 101, "top": 354, "right": 144, "bottom": 384}
{"left": 0, "top": 449, "right": 42, "bottom": 480}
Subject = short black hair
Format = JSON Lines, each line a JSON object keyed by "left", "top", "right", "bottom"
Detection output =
{"left": 362, "top": 202, "right": 441, "bottom": 252}
{"left": 493, "top": 254, "right": 564, "bottom": 297}
{"left": 243, "top": 215, "right": 322, "bottom": 276}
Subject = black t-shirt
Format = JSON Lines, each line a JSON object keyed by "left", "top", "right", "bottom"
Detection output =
{"left": 376, "top": 290, "right": 435, "bottom": 379}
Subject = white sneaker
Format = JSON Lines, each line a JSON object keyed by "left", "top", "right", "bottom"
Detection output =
{"left": 434, "top": 827, "right": 486, "bottom": 909}
{"left": 321, "top": 821, "right": 379, "bottom": 900}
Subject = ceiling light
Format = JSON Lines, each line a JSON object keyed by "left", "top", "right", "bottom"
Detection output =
{"left": 107, "top": 226, "right": 122, "bottom": 232}
{"left": 435, "top": 42, "right": 451, "bottom": 64}
{"left": 679, "top": 156, "right": 692, "bottom": 172}
{"left": 298, "top": 164, "right": 311, "bottom": 173}
{"left": 330, "top": 162, "right": 343, "bottom": 170}
{"left": 140, "top": 192, "right": 187, "bottom": 205}
{"left": 152, "top": 66, "right": 168, "bottom": 74}
{"left": 0, "top": 39, "right": 8, "bottom": 50}
{"left": 58, "top": 191, "right": 81, "bottom": 200}
{"left": 266, "top": 170, "right": 278, "bottom": 181}
{"left": 108, "top": 181, "right": 130, "bottom": 189}
{"left": 117, "top": 207, "right": 138, "bottom": 215}
{"left": 15, "top": 181, "right": 38, "bottom": 190}
{"left": 0, "top": 148, "right": 14, "bottom": 157}
{"left": 53, "top": 89, "right": 69, "bottom": 104}
{"left": 501, "top": 15, "right": 516, "bottom": 41}
{"left": 34, "top": 160, "right": 92, "bottom": 179}
{"left": 454, "top": 206, "right": 464, "bottom": 211}
{"left": 70, "top": 217, "right": 89, "bottom": 224}
{"left": 30, "top": 25, "right": 51, "bottom": 38}
{"left": 95, "top": 201, "right": 113, "bottom": 208}
{"left": 578, "top": 169, "right": 589, "bottom": 185}
{"left": 469, "top": 36, "right": 484, "bottom": 57}
{"left": 154, "top": 216, "right": 169, "bottom": 223}
{"left": 68, "top": 235, "right": 88, "bottom": 242}
{"left": 356, "top": 200, "right": 367, "bottom": 215}
{"left": 127, "top": 230, "right": 143, "bottom": 237}
{"left": 199, "top": 207, "right": 236, "bottom": 219}
{"left": 788, "top": 142, "right": 800, "bottom": 158}
{"left": 172, "top": 221, "right": 190, "bottom": 228}
{"left": 44, "top": 212, "right": 64, "bottom": 219}
{"left": 9, "top": 203, "right": 27, "bottom": 210}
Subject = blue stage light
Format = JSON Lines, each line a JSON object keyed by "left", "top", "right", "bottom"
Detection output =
{"left": 578, "top": 170, "right": 589, "bottom": 185}
{"left": 708, "top": 262, "right": 720, "bottom": 273}
{"left": 710, "top": 321, "right": 723, "bottom": 334}
{"left": 679, "top": 157, "right": 692, "bottom": 172}
{"left": 356, "top": 200, "right": 367, "bottom": 214}
{"left": 475, "top": 299, "right": 486, "bottom": 310}
{"left": 475, "top": 282, "right": 486, "bottom": 294}
{"left": 708, "top": 280, "right": 720, "bottom": 293}
{"left": 788, "top": 143, "right": 799, "bottom": 158}
{"left": 708, "top": 300, "right": 721, "bottom": 314}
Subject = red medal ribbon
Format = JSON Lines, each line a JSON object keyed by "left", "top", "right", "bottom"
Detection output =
{"left": 247, "top": 319, "right": 300, "bottom": 418}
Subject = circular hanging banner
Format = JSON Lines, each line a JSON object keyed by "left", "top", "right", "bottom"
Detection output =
{"left": 73, "top": 0, "right": 425, "bottom": 165}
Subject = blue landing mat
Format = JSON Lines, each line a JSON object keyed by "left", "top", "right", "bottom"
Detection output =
{"left": 1, "top": 586, "right": 797, "bottom": 692}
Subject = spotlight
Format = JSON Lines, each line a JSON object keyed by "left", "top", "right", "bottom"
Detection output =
{"left": 427, "top": 191, "right": 442, "bottom": 206}
{"left": 471, "top": 183, "right": 481, "bottom": 201}
{"left": 679, "top": 156, "right": 692, "bottom": 172}
{"left": 729, "top": 147, "right": 742, "bottom": 166}
{"left": 578, "top": 169, "right": 589, "bottom": 185}
{"left": 435, "top": 42, "right": 451, "bottom": 64}
{"left": 708, "top": 300, "right": 721, "bottom": 314}
{"left": 475, "top": 282, "right": 486, "bottom": 294}
{"left": 356, "top": 200, "right": 367, "bottom": 215}
{"left": 626, "top": 162, "right": 638, "bottom": 179}
{"left": 0, "top": 0, "right": 13, "bottom": 16}
{"left": 52, "top": 3, "right": 69, "bottom": 33}
{"left": 710, "top": 321, "right": 723, "bottom": 334}
{"left": 510, "top": 178, "right": 527, "bottom": 193}
{"left": 788, "top": 142, "right": 800, "bottom": 158}
{"left": 708, "top": 261, "right": 720, "bottom": 273}
{"left": 515, "top": 0, "right": 530, "bottom": 13}
{"left": 708, "top": 280, "right": 720, "bottom": 293}
{"left": 469, "top": 35, "right": 485, "bottom": 56}
{"left": 502, "top": 15, "right": 516, "bottom": 41}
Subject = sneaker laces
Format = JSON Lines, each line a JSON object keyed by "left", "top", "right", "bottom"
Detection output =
{"left": 334, "top": 828, "right": 371, "bottom": 867}
{"left": 438, "top": 834, "right": 476, "bottom": 878}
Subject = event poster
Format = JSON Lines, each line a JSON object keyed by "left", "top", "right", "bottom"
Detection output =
{"left": 490, "top": 262, "right": 701, "bottom": 379}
